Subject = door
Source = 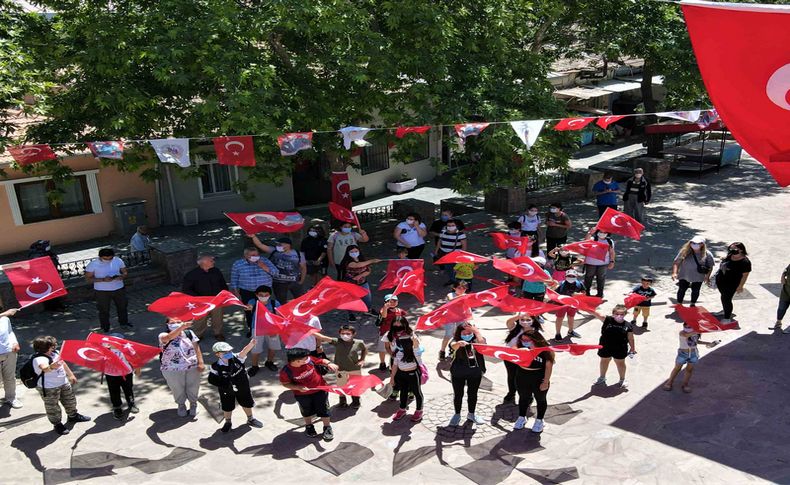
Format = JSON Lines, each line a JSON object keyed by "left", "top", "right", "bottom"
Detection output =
{"left": 291, "top": 154, "right": 332, "bottom": 207}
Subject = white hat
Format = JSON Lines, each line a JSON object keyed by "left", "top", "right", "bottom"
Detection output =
{"left": 532, "top": 256, "right": 546, "bottom": 266}
{"left": 690, "top": 235, "right": 705, "bottom": 244}
{"left": 565, "top": 269, "right": 578, "bottom": 277}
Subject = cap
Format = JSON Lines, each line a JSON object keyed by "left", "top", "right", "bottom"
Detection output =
{"left": 532, "top": 256, "right": 546, "bottom": 266}
{"left": 565, "top": 270, "right": 578, "bottom": 277}
{"left": 690, "top": 235, "right": 705, "bottom": 244}
{"left": 276, "top": 237, "right": 293, "bottom": 245}
{"left": 212, "top": 342, "right": 233, "bottom": 353}
{"left": 384, "top": 293, "right": 399, "bottom": 302}
{"left": 641, "top": 275, "right": 654, "bottom": 282}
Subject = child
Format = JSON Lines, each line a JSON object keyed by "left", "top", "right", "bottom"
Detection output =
{"left": 279, "top": 348, "right": 339, "bottom": 441}
{"left": 440, "top": 281, "right": 468, "bottom": 360}
{"left": 322, "top": 325, "right": 367, "bottom": 408}
{"left": 630, "top": 276, "right": 657, "bottom": 328}
{"left": 388, "top": 324, "right": 424, "bottom": 422}
{"left": 521, "top": 257, "right": 555, "bottom": 301}
{"left": 209, "top": 340, "right": 263, "bottom": 432}
{"left": 663, "top": 325, "right": 719, "bottom": 393}
{"left": 505, "top": 221, "right": 524, "bottom": 259}
{"left": 31, "top": 335, "right": 91, "bottom": 435}
{"left": 453, "top": 262, "right": 476, "bottom": 290}
{"left": 378, "top": 294, "right": 406, "bottom": 371}
{"left": 547, "top": 246, "right": 583, "bottom": 281}
{"left": 103, "top": 333, "right": 141, "bottom": 421}
{"left": 246, "top": 285, "right": 282, "bottom": 375}
{"left": 592, "top": 305, "right": 636, "bottom": 389}
{"left": 553, "top": 270, "right": 586, "bottom": 341}
{"left": 517, "top": 204, "right": 540, "bottom": 239}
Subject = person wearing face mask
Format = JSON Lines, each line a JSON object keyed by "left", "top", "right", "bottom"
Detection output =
{"left": 448, "top": 322, "right": 487, "bottom": 426}
{"left": 671, "top": 236, "right": 714, "bottom": 307}
{"left": 393, "top": 212, "right": 428, "bottom": 259}
{"left": 545, "top": 203, "right": 571, "bottom": 252}
{"left": 85, "top": 248, "right": 130, "bottom": 332}
{"left": 440, "top": 281, "right": 469, "bottom": 360}
{"left": 521, "top": 256, "right": 555, "bottom": 301}
{"left": 429, "top": 209, "right": 466, "bottom": 246}
{"left": 547, "top": 246, "right": 583, "bottom": 282}
{"left": 382, "top": 312, "right": 417, "bottom": 402}
{"left": 502, "top": 314, "right": 542, "bottom": 403}
{"left": 322, "top": 325, "right": 367, "bottom": 408}
{"left": 378, "top": 295, "right": 406, "bottom": 372}
{"left": 433, "top": 219, "right": 467, "bottom": 285}
{"left": 592, "top": 172, "right": 620, "bottom": 217}
{"left": 592, "top": 305, "right": 636, "bottom": 388}
{"left": 505, "top": 221, "right": 525, "bottom": 259}
{"left": 622, "top": 168, "right": 651, "bottom": 225}
{"left": 340, "top": 245, "right": 381, "bottom": 321}
{"left": 182, "top": 254, "right": 229, "bottom": 341}
{"left": 517, "top": 204, "right": 541, "bottom": 240}
{"left": 713, "top": 242, "right": 751, "bottom": 324}
{"left": 552, "top": 270, "right": 586, "bottom": 341}
{"left": 583, "top": 229, "right": 616, "bottom": 298}
{"left": 158, "top": 319, "right": 205, "bottom": 417}
{"left": 208, "top": 340, "right": 262, "bottom": 432}
{"left": 388, "top": 328, "right": 425, "bottom": 422}
{"left": 249, "top": 235, "right": 307, "bottom": 304}
{"left": 301, "top": 225, "right": 328, "bottom": 288}
{"left": 327, "top": 222, "right": 370, "bottom": 281}
{"left": 245, "top": 285, "right": 282, "bottom": 376}
{"left": 230, "top": 247, "right": 279, "bottom": 338}
{"left": 513, "top": 332, "right": 554, "bottom": 433}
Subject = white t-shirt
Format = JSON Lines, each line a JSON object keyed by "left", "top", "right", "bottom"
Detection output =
{"left": 679, "top": 328, "right": 700, "bottom": 350}
{"left": 395, "top": 221, "right": 427, "bottom": 247}
{"left": 86, "top": 257, "right": 126, "bottom": 291}
{"left": 517, "top": 214, "right": 540, "bottom": 232}
{"left": 287, "top": 316, "right": 322, "bottom": 351}
{"left": 34, "top": 352, "right": 68, "bottom": 388}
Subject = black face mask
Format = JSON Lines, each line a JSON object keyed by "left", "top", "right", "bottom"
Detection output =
{"left": 728, "top": 249, "right": 739, "bottom": 256}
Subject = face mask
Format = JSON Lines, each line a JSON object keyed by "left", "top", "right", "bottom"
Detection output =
{"left": 406, "top": 219, "right": 415, "bottom": 226}
{"left": 340, "top": 334, "right": 353, "bottom": 342}
{"left": 519, "top": 319, "right": 533, "bottom": 327}
{"left": 521, "top": 340, "right": 533, "bottom": 349}
{"left": 528, "top": 210, "right": 538, "bottom": 216}
{"left": 308, "top": 230, "right": 318, "bottom": 237}
{"left": 604, "top": 178, "right": 612, "bottom": 183}
{"left": 275, "top": 246, "right": 285, "bottom": 252}
{"left": 461, "top": 334, "right": 474, "bottom": 342}
{"left": 690, "top": 243, "right": 701, "bottom": 250}
{"left": 349, "top": 251, "right": 360, "bottom": 258}
{"left": 728, "top": 248, "right": 740, "bottom": 256}
{"left": 559, "top": 251, "right": 569, "bottom": 257}
{"left": 257, "top": 295, "right": 270, "bottom": 302}
{"left": 550, "top": 208, "right": 559, "bottom": 213}
{"left": 248, "top": 255, "right": 260, "bottom": 262}
{"left": 634, "top": 173, "right": 642, "bottom": 178}
{"left": 167, "top": 323, "right": 181, "bottom": 331}
{"left": 597, "top": 233, "right": 608, "bottom": 239}
{"left": 440, "top": 215, "right": 449, "bottom": 221}
{"left": 613, "top": 315, "right": 626, "bottom": 323}
{"left": 221, "top": 352, "right": 234, "bottom": 360}
{"left": 341, "top": 227, "right": 352, "bottom": 234}
{"left": 509, "top": 230, "right": 521, "bottom": 236}
{"left": 446, "top": 226, "right": 457, "bottom": 232}
{"left": 565, "top": 277, "right": 577, "bottom": 283}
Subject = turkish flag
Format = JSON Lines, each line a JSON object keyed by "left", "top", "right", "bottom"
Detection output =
{"left": 252, "top": 302, "right": 319, "bottom": 346}
{"left": 596, "top": 207, "right": 644, "bottom": 241}
{"left": 542, "top": 344, "right": 602, "bottom": 356}
{"left": 434, "top": 250, "right": 490, "bottom": 265}
{"left": 554, "top": 117, "right": 595, "bottom": 131}
{"left": 86, "top": 333, "right": 161, "bottom": 369}
{"left": 280, "top": 320, "right": 322, "bottom": 347}
{"left": 489, "top": 233, "right": 532, "bottom": 252}
{"left": 560, "top": 240, "right": 610, "bottom": 260}
{"left": 392, "top": 268, "right": 425, "bottom": 304}
{"left": 2, "top": 256, "right": 67, "bottom": 308}
{"left": 681, "top": 2, "right": 790, "bottom": 186}
{"left": 395, "top": 126, "right": 431, "bottom": 138}
{"left": 465, "top": 223, "right": 489, "bottom": 232}
{"left": 493, "top": 295, "right": 564, "bottom": 314}
{"left": 472, "top": 344, "right": 539, "bottom": 366}
{"left": 224, "top": 211, "right": 305, "bottom": 235}
{"left": 379, "top": 259, "right": 425, "bottom": 290}
{"left": 309, "top": 374, "right": 384, "bottom": 397}
{"left": 8, "top": 144, "right": 58, "bottom": 165}
{"left": 461, "top": 285, "right": 511, "bottom": 308}
{"left": 328, "top": 201, "right": 360, "bottom": 227}
{"left": 148, "top": 290, "right": 245, "bottom": 321}
{"left": 472, "top": 276, "right": 520, "bottom": 287}
{"left": 623, "top": 293, "right": 648, "bottom": 309}
{"left": 278, "top": 132, "right": 313, "bottom": 157}
{"left": 492, "top": 257, "right": 548, "bottom": 283}
{"left": 596, "top": 115, "right": 627, "bottom": 129}
{"left": 59, "top": 340, "right": 132, "bottom": 376}
{"left": 415, "top": 299, "right": 472, "bottom": 330}
{"left": 331, "top": 172, "right": 353, "bottom": 209}
{"left": 545, "top": 288, "right": 602, "bottom": 313}
{"left": 213, "top": 136, "right": 256, "bottom": 167}
{"left": 277, "top": 277, "right": 368, "bottom": 323}
{"left": 674, "top": 304, "right": 739, "bottom": 333}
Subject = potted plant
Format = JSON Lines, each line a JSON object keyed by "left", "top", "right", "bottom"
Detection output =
{"left": 386, "top": 170, "right": 417, "bottom": 194}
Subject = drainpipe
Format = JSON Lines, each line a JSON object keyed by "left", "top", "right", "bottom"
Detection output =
{"left": 164, "top": 165, "right": 179, "bottom": 225}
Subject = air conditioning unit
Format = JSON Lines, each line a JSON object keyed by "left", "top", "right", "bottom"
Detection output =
{"left": 180, "top": 208, "right": 199, "bottom": 226}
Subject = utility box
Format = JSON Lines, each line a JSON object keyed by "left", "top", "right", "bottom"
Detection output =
{"left": 110, "top": 198, "right": 147, "bottom": 236}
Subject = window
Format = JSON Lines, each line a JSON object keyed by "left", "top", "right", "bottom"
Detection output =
{"left": 6, "top": 174, "right": 97, "bottom": 225}
{"left": 198, "top": 160, "right": 237, "bottom": 198}
{"left": 407, "top": 136, "right": 431, "bottom": 163}
{"left": 360, "top": 139, "right": 390, "bottom": 175}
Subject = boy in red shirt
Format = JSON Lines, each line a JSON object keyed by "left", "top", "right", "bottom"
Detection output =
{"left": 279, "top": 348, "right": 338, "bottom": 441}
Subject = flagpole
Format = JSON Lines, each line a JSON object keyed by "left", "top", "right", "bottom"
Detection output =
{"left": 19, "top": 288, "right": 68, "bottom": 310}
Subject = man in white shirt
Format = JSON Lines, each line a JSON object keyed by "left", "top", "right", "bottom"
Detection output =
{"left": 0, "top": 307, "right": 21, "bottom": 409}
{"left": 85, "top": 248, "right": 130, "bottom": 332}
{"left": 129, "top": 226, "right": 151, "bottom": 252}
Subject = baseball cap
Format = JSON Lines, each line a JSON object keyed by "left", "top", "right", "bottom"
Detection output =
{"left": 212, "top": 342, "right": 233, "bottom": 353}
{"left": 384, "top": 294, "right": 398, "bottom": 302}
{"left": 690, "top": 235, "right": 705, "bottom": 244}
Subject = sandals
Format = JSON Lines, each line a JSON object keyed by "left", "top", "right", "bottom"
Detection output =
{"left": 662, "top": 383, "right": 673, "bottom": 391}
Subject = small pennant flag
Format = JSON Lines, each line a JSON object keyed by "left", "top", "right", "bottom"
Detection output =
{"left": 339, "top": 126, "right": 372, "bottom": 149}
{"left": 278, "top": 132, "right": 313, "bottom": 156}
{"left": 8, "top": 144, "right": 58, "bottom": 165}
{"left": 657, "top": 111, "right": 702, "bottom": 123}
{"left": 395, "top": 126, "right": 431, "bottom": 138}
{"left": 454, "top": 123, "right": 490, "bottom": 149}
{"left": 88, "top": 141, "right": 124, "bottom": 160}
{"left": 150, "top": 138, "right": 191, "bottom": 167}
{"left": 509, "top": 120, "right": 544, "bottom": 149}
{"left": 596, "top": 115, "right": 627, "bottom": 129}
{"left": 213, "top": 136, "right": 256, "bottom": 166}
{"left": 554, "top": 117, "right": 595, "bottom": 131}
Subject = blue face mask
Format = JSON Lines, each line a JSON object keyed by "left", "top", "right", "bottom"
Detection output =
{"left": 441, "top": 215, "right": 449, "bottom": 221}
{"left": 341, "top": 227, "right": 352, "bottom": 234}
{"left": 221, "top": 352, "right": 233, "bottom": 360}
{"left": 461, "top": 334, "right": 474, "bottom": 342}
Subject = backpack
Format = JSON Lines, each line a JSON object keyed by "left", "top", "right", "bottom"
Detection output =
{"left": 20, "top": 353, "right": 51, "bottom": 391}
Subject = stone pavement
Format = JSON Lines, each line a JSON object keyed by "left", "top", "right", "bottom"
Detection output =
{"left": 2, "top": 156, "right": 790, "bottom": 485}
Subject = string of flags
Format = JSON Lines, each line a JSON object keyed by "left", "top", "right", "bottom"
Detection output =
{"left": 6, "top": 108, "right": 718, "bottom": 167}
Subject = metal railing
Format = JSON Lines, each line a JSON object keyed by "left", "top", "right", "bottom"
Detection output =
{"left": 354, "top": 204, "right": 396, "bottom": 223}
{"left": 57, "top": 250, "right": 152, "bottom": 280}
{"left": 524, "top": 172, "right": 569, "bottom": 191}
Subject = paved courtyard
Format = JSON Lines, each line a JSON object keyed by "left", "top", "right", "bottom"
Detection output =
{"left": 2, "top": 156, "right": 790, "bottom": 484}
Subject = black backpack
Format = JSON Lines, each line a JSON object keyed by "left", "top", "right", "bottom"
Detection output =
{"left": 20, "top": 353, "right": 51, "bottom": 391}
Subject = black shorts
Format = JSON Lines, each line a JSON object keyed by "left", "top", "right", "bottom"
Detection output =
{"left": 306, "top": 261, "right": 326, "bottom": 275}
{"left": 295, "top": 391, "right": 330, "bottom": 418}
{"left": 598, "top": 346, "right": 628, "bottom": 360}
{"left": 218, "top": 377, "right": 255, "bottom": 412}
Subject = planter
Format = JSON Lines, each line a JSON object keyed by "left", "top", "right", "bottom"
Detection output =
{"left": 484, "top": 186, "right": 527, "bottom": 214}
{"left": 387, "top": 178, "right": 418, "bottom": 194}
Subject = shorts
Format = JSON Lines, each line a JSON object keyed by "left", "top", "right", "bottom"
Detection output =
{"left": 554, "top": 307, "right": 577, "bottom": 319}
{"left": 218, "top": 377, "right": 255, "bottom": 412}
{"left": 376, "top": 336, "right": 388, "bottom": 353}
{"left": 252, "top": 335, "right": 282, "bottom": 354}
{"left": 295, "top": 391, "right": 331, "bottom": 418}
{"left": 336, "top": 370, "right": 362, "bottom": 387}
{"left": 444, "top": 322, "right": 461, "bottom": 338}
{"left": 675, "top": 348, "right": 699, "bottom": 366}
{"left": 306, "top": 261, "right": 326, "bottom": 275}
{"left": 633, "top": 306, "right": 651, "bottom": 318}
{"left": 598, "top": 346, "right": 628, "bottom": 360}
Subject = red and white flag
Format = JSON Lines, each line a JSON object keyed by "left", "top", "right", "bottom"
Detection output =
{"left": 88, "top": 141, "right": 124, "bottom": 160}
{"left": 473, "top": 276, "right": 520, "bottom": 287}
{"left": 461, "top": 285, "right": 511, "bottom": 308}
{"left": 59, "top": 340, "right": 132, "bottom": 376}
{"left": 278, "top": 132, "right": 313, "bottom": 156}
{"left": 434, "top": 250, "right": 490, "bottom": 265}
{"left": 2, "top": 257, "right": 67, "bottom": 308}
{"left": 674, "top": 304, "right": 739, "bottom": 333}
{"left": 472, "top": 344, "right": 538, "bottom": 366}
{"left": 277, "top": 277, "right": 368, "bottom": 323}
{"left": 148, "top": 290, "right": 245, "bottom": 321}
{"left": 492, "top": 257, "right": 548, "bottom": 283}
{"left": 542, "top": 344, "right": 602, "bottom": 356}
{"left": 8, "top": 144, "right": 58, "bottom": 165}
{"left": 454, "top": 123, "right": 490, "bottom": 149}
{"left": 596, "top": 207, "right": 644, "bottom": 241}
{"left": 596, "top": 115, "right": 627, "bottom": 129}
{"left": 328, "top": 201, "right": 359, "bottom": 227}
{"left": 493, "top": 295, "right": 564, "bottom": 314}
{"left": 545, "top": 289, "right": 602, "bottom": 314}
{"left": 253, "top": 301, "right": 289, "bottom": 336}
{"left": 379, "top": 259, "right": 425, "bottom": 290}
{"left": 213, "top": 136, "right": 256, "bottom": 167}
{"left": 395, "top": 126, "right": 430, "bottom": 138}
{"left": 489, "top": 233, "right": 532, "bottom": 252}
{"left": 554, "top": 117, "right": 595, "bottom": 131}
{"left": 86, "top": 333, "right": 161, "bottom": 369}
{"left": 224, "top": 211, "right": 305, "bottom": 235}
{"left": 681, "top": 1, "right": 790, "bottom": 186}
{"left": 560, "top": 240, "right": 610, "bottom": 260}
{"left": 308, "top": 374, "right": 383, "bottom": 397}
{"left": 415, "top": 299, "right": 473, "bottom": 330}
{"left": 623, "top": 293, "right": 648, "bottom": 309}
{"left": 392, "top": 268, "right": 425, "bottom": 304}
{"left": 331, "top": 172, "right": 353, "bottom": 209}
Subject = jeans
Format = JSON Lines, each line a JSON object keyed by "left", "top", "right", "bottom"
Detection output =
{"left": 0, "top": 352, "right": 18, "bottom": 401}
{"left": 273, "top": 281, "right": 305, "bottom": 305}
{"left": 718, "top": 285, "right": 738, "bottom": 319}
{"left": 516, "top": 370, "right": 548, "bottom": 419}
{"left": 778, "top": 299, "right": 790, "bottom": 321}
{"left": 162, "top": 368, "right": 201, "bottom": 405}
{"left": 584, "top": 264, "right": 608, "bottom": 297}
{"left": 451, "top": 373, "right": 482, "bottom": 414}
{"left": 106, "top": 373, "right": 134, "bottom": 409}
{"left": 96, "top": 288, "right": 129, "bottom": 329}
{"left": 677, "top": 280, "right": 702, "bottom": 305}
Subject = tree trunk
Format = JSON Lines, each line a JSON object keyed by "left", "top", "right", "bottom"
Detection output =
{"left": 641, "top": 60, "right": 657, "bottom": 114}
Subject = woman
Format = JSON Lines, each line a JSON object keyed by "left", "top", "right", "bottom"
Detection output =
{"left": 502, "top": 314, "right": 541, "bottom": 403}
{"left": 301, "top": 225, "right": 328, "bottom": 288}
{"left": 439, "top": 281, "right": 468, "bottom": 361}
{"left": 327, "top": 222, "right": 369, "bottom": 281}
{"left": 714, "top": 242, "right": 751, "bottom": 324}
{"left": 545, "top": 202, "right": 571, "bottom": 252}
{"left": 387, "top": 321, "right": 424, "bottom": 422}
{"left": 513, "top": 331, "right": 553, "bottom": 433}
{"left": 517, "top": 204, "right": 541, "bottom": 240}
{"left": 583, "top": 229, "right": 615, "bottom": 299}
{"left": 393, "top": 212, "right": 428, "bottom": 259}
{"left": 340, "top": 245, "right": 381, "bottom": 321}
{"left": 159, "top": 319, "right": 205, "bottom": 417}
{"left": 0, "top": 307, "right": 21, "bottom": 409}
{"left": 448, "top": 322, "right": 487, "bottom": 426}
{"left": 378, "top": 294, "right": 406, "bottom": 371}
{"left": 671, "top": 236, "right": 714, "bottom": 307}
{"left": 592, "top": 305, "right": 636, "bottom": 389}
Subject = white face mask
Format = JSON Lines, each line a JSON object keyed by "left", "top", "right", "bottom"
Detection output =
{"left": 349, "top": 251, "right": 360, "bottom": 258}
{"left": 275, "top": 246, "right": 285, "bottom": 253}
{"left": 167, "top": 323, "right": 181, "bottom": 331}
{"left": 521, "top": 340, "right": 534, "bottom": 349}
{"left": 257, "top": 295, "right": 270, "bottom": 302}
{"left": 550, "top": 208, "right": 559, "bottom": 213}
{"left": 308, "top": 231, "right": 318, "bottom": 237}
{"left": 445, "top": 226, "right": 457, "bottom": 233}
{"left": 565, "top": 277, "right": 576, "bottom": 283}
{"left": 690, "top": 243, "right": 701, "bottom": 250}
{"left": 406, "top": 219, "right": 415, "bottom": 226}
{"left": 598, "top": 233, "right": 608, "bottom": 239}
{"left": 509, "top": 230, "right": 521, "bottom": 236}
{"left": 519, "top": 319, "right": 533, "bottom": 327}
{"left": 248, "top": 255, "right": 260, "bottom": 262}
{"left": 613, "top": 315, "right": 626, "bottom": 323}
{"left": 528, "top": 210, "right": 538, "bottom": 216}
{"left": 340, "top": 334, "right": 353, "bottom": 342}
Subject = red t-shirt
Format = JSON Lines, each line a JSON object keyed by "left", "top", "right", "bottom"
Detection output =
{"left": 279, "top": 357, "right": 327, "bottom": 395}
{"left": 380, "top": 307, "right": 407, "bottom": 336}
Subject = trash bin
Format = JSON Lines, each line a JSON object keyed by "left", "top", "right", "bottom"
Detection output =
{"left": 110, "top": 198, "right": 147, "bottom": 236}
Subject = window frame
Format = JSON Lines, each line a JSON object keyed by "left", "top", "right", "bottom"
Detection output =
{"left": 359, "top": 138, "right": 391, "bottom": 175}
{"left": 195, "top": 158, "right": 239, "bottom": 199}
{"left": 406, "top": 135, "right": 431, "bottom": 164}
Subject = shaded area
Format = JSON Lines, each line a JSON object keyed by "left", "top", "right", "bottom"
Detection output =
{"left": 305, "top": 442, "right": 374, "bottom": 476}
{"left": 0, "top": 412, "right": 45, "bottom": 431}
{"left": 518, "top": 466, "right": 580, "bottom": 484}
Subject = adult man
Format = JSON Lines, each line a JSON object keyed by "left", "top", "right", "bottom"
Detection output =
{"left": 85, "top": 248, "right": 130, "bottom": 332}
{"left": 622, "top": 168, "right": 651, "bottom": 225}
{"left": 230, "top": 247, "right": 278, "bottom": 338}
{"left": 0, "top": 307, "right": 21, "bottom": 409}
{"left": 592, "top": 173, "right": 620, "bottom": 217}
{"left": 130, "top": 226, "right": 151, "bottom": 252}
{"left": 429, "top": 209, "right": 466, "bottom": 246}
{"left": 250, "top": 235, "right": 307, "bottom": 304}
{"left": 182, "top": 254, "right": 229, "bottom": 341}
{"left": 327, "top": 222, "right": 369, "bottom": 280}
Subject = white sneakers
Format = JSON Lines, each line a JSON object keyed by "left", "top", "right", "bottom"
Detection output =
{"left": 2, "top": 398, "right": 23, "bottom": 409}
{"left": 467, "top": 413, "right": 485, "bottom": 425}
{"left": 531, "top": 419, "right": 544, "bottom": 433}
{"left": 513, "top": 416, "right": 527, "bottom": 430}
{"left": 514, "top": 416, "right": 545, "bottom": 433}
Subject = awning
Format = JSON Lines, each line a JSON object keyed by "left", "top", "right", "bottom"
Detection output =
{"left": 614, "top": 75, "right": 665, "bottom": 85}
{"left": 553, "top": 86, "right": 613, "bottom": 100}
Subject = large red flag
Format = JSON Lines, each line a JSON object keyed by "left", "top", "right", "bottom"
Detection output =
{"left": 596, "top": 207, "right": 644, "bottom": 241}
{"left": 542, "top": 344, "right": 602, "bottom": 356}
{"left": 2, "top": 257, "right": 67, "bottom": 308}
{"left": 379, "top": 259, "right": 425, "bottom": 290}
{"left": 395, "top": 126, "right": 431, "bottom": 138}
{"left": 681, "top": 1, "right": 790, "bottom": 186}
{"left": 328, "top": 201, "right": 360, "bottom": 227}
{"left": 148, "top": 290, "right": 245, "bottom": 321}
{"left": 461, "top": 285, "right": 511, "bottom": 308}
{"left": 489, "top": 233, "right": 532, "bottom": 252}
{"left": 277, "top": 277, "right": 368, "bottom": 323}
{"left": 330, "top": 172, "right": 353, "bottom": 209}
{"left": 308, "top": 374, "right": 383, "bottom": 397}
{"left": 560, "top": 240, "right": 610, "bottom": 260}
{"left": 554, "top": 117, "right": 595, "bottom": 131}
{"left": 674, "top": 304, "right": 739, "bottom": 333}
{"left": 224, "top": 211, "right": 305, "bottom": 234}
{"left": 472, "top": 276, "right": 520, "bottom": 287}
{"left": 596, "top": 115, "right": 627, "bottom": 129}
{"left": 252, "top": 301, "right": 320, "bottom": 346}
{"left": 86, "top": 333, "right": 160, "bottom": 369}
{"left": 213, "top": 136, "right": 256, "bottom": 167}
{"left": 8, "top": 144, "right": 58, "bottom": 165}
{"left": 60, "top": 340, "right": 132, "bottom": 376}
{"left": 392, "top": 268, "right": 425, "bottom": 304}
{"left": 623, "top": 293, "right": 648, "bottom": 309}
{"left": 472, "top": 344, "right": 538, "bottom": 366}
{"left": 545, "top": 288, "right": 602, "bottom": 313}
{"left": 492, "top": 257, "right": 549, "bottom": 283}
{"left": 415, "top": 299, "right": 473, "bottom": 330}
{"left": 493, "top": 295, "right": 564, "bottom": 314}
{"left": 434, "top": 250, "right": 490, "bottom": 265}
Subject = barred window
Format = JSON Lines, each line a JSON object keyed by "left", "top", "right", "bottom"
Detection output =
{"left": 360, "top": 139, "right": 390, "bottom": 175}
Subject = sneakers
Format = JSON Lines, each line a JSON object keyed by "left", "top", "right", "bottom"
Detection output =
{"left": 264, "top": 361, "right": 278, "bottom": 372}
{"left": 322, "top": 426, "right": 334, "bottom": 442}
{"left": 618, "top": 380, "right": 629, "bottom": 389}
{"left": 113, "top": 408, "right": 124, "bottom": 421}
{"left": 641, "top": 321, "right": 648, "bottom": 329}
{"left": 177, "top": 404, "right": 187, "bottom": 417}
{"left": 188, "top": 402, "right": 198, "bottom": 416}
{"left": 221, "top": 421, "right": 232, "bottom": 433}
{"left": 305, "top": 424, "right": 318, "bottom": 437}
{"left": 554, "top": 333, "right": 563, "bottom": 341}
{"left": 378, "top": 363, "right": 387, "bottom": 372}
{"left": 247, "top": 417, "right": 263, "bottom": 428}
{"left": 720, "top": 318, "right": 734, "bottom": 324}
{"left": 67, "top": 413, "right": 91, "bottom": 423}
{"left": 127, "top": 402, "right": 139, "bottom": 414}
{"left": 449, "top": 414, "right": 462, "bottom": 426}
{"left": 338, "top": 396, "right": 349, "bottom": 408}
{"left": 594, "top": 377, "right": 606, "bottom": 386}
{"left": 438, "top": 350, "right": 446, "bottom": 360}
{"left": 411, "top": 410, "right": 423, "bottom": 422}
{"left": 502, "top": 393, "right": 515, "bottom": 404}
{"left": 468, "top": 413, "right": 485, "bottom": 425}
{"left": 567, "top": 330, "right": 581, "bottom": 339}
{"left": 388, "top": 390, "right": 399, "bottom": 401}
{"left": 54, "top": 423, "right": 70, "bottom": 435}
{"left": 8, "top": 399, "right": 22, "bottom": 409}
{"left": 513, "top": 416, "right": 527, "bottom": 430}
{"left": 350, "top": 397, "right": 361, "bottom": 408}
{"left": 247, "top": 365, "right": 260, "bottom": 377}
{"left": 393, "top": 409, "right": 408, "bottom": 421}
{"left": 531, "top": 419, "right": 544, "bottom": 433}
